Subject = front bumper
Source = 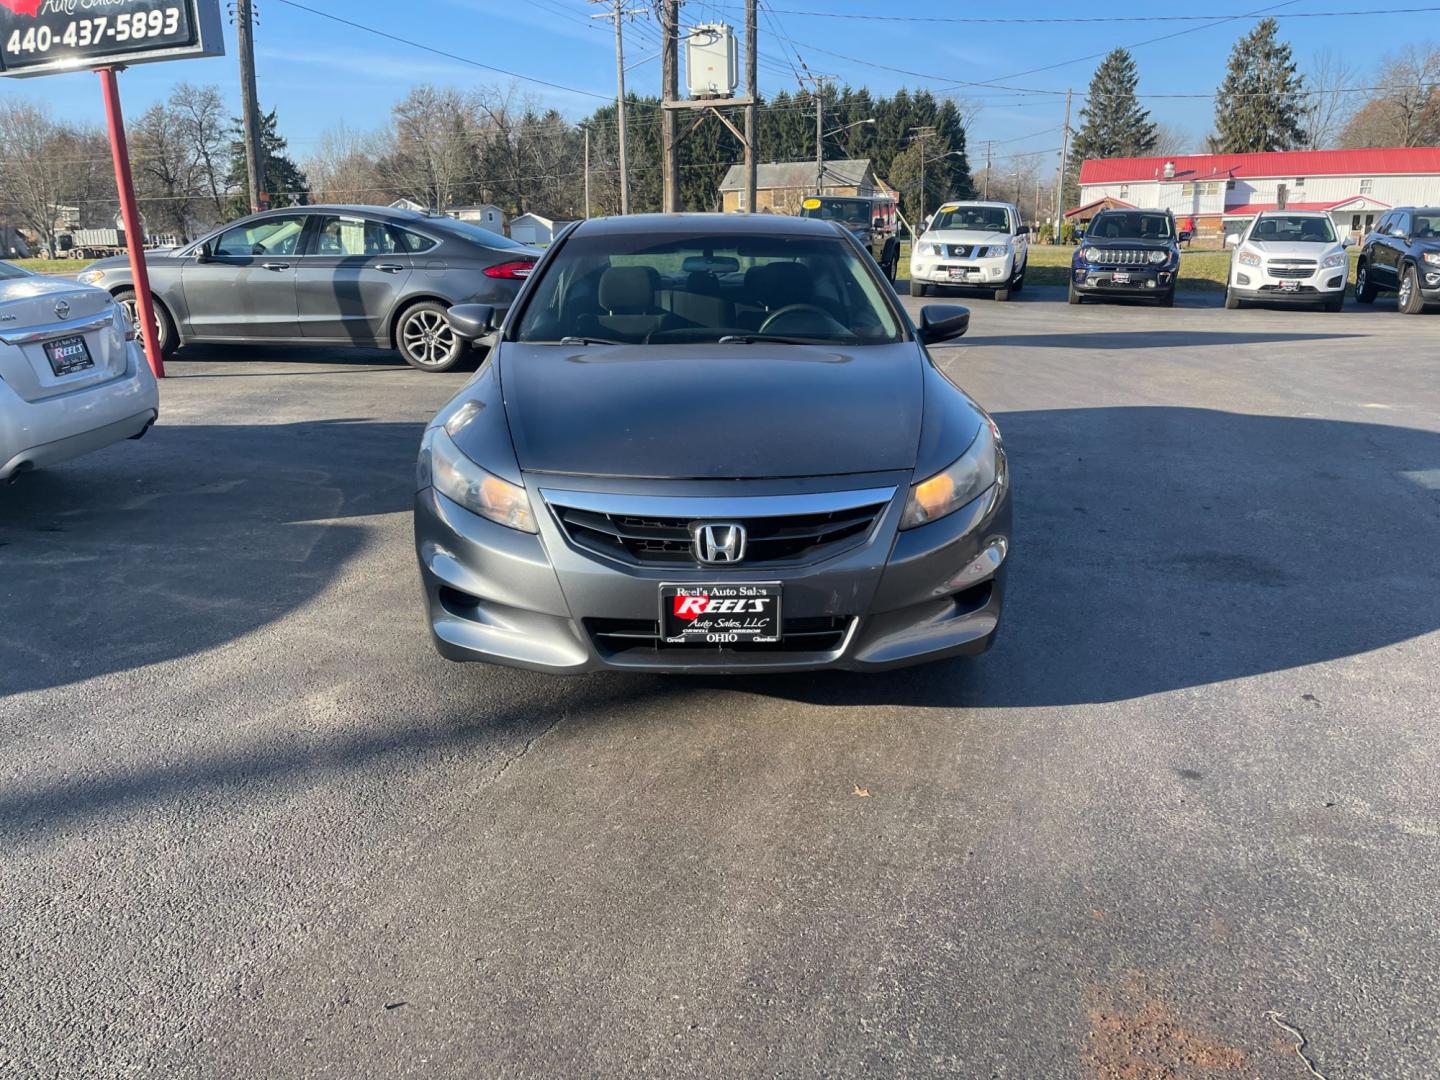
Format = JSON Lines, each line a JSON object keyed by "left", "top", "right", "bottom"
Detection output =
{"left": 911, "top": 254, "right": 1013, "bottom": 288}
{"left": 1419, "top": 263, "right": 1440, "bottom": 299}
{"left": 414, "top": 474, "right": 1011, "bottom": 674}
{"left": 1071, "top": 265, "right": 1174, "bottom": 295}
{"left": 0, "top": 341, "right": 158, "bottom": 479}
{"left": 1230, "top": 264, "right": 1346, "bottom": 302}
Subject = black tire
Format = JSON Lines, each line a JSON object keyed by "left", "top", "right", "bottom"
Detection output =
{"left": 1354, "top": 260, "right": 1377, "bottom": 304}
{"left": 1067, "top": 282, "right": 1082, "bottom": 305}
{"left": 1324, "top": 293, "right": 1345, "bottom": 313}
{"left": 1224, "top": 287, "right": 1241, "bottom": 310}
{"left": 113, "top": 287, "right": 177, "bottom": 361}
{"left": 1397, "top": 263, "right": 1426, "bottom": 315}
{"left": 1157, "top": 287, "right": 1175, "bottom": 308}
{"left": 910, "top": 279, "right": 928, "bottom": 298}
{"left": 395, "top": 300, "right": 467, "bottom": 372}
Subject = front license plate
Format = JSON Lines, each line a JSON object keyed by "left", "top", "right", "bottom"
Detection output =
{"left": 44, "top": 335, "right": 94, "bottom": 376}
{"left": 948, "top": 267, "right": 969, "bottom": 280}
{"left": 1279, "top": 279, "right": 1299, "bottom": 292}
{"left": 1112, "top": 272, "right": 1131, "bottom": 284}
{"left": 662, "top": 583, "right": 781, "bottom": 645}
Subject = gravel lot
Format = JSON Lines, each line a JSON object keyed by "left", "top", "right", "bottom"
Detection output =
{"left": 2, "top": 284, "right": 1437, "bottom": 1078}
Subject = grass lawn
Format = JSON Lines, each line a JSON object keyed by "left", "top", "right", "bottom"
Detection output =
{"left": 901, "top": 242, "right": 1359, "bottom": 293}
{"left": 7, "top": 258, "right": 83, "bottom": 275}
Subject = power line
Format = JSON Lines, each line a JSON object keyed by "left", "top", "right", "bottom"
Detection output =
{"left": 730, "top": 3, "right": 1440, "bottom": 23}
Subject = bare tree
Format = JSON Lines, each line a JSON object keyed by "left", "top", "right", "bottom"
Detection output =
{"left": 381, "top": 85, "right": 482, "bottom": 211}
{"left": 0, "top": 103, "right": 115, "bottom": 256}
{"left": 1300, "top": 49, "right": 1357, "bottom": 149}
{"left": 304, "top": 122, "right": 393, "bottom": 203}
{"left": 132, "top": 102, "right": 200, "bottom": 241}
{"left": 1152, "top": 123, "right": 1193, "bottom": 156}
{"left": 169, "top": 83, "right": 231, "bottom": 222}
{"left": 1340, "top": 44, "right": 1440, "bottom": 147}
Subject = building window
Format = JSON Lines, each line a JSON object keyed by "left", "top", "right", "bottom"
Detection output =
{"left": 1119, "top": 184, "right": 1129, "bottom": 199}
{"left": 738, "top": 187, "right": 747, "bottom": 210}
{"left": 1181, "top": 183, "right": 1195, "bottom": 198}
{"left": 1352, "top": 214, "right": 1362, "bottom": 231}
{"left": 1294, "top": 177, "right": 1305, "bottom": 189}
{"left": 1360, "top": 178, "right": 1373, "bottom": 195}
{"left": 1203, "top": 182, "right": 1221, "bottom": 196}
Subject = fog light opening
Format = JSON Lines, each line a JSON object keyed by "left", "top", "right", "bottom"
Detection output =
{"left": 934, "top": 536, "right": 1008, "bottom": 597}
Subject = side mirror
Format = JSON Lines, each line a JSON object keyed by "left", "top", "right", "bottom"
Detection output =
{"left": 447, "top": 304, "right": 496, "bottom": 341}
{"left": 872, "top": 216, "right": 885, "bottom": 230}
{"left": 917, "top": 304, "right": 970, "bottom": 346}
{"left": 1342, "top": 234, "right": 1356, "bottom": 248}
{"left": 1017, "top": 225, "right": 1030, "bottom": 236}
{"left": 1225, "top": 234, "right": 1240, "bottom": 249}
{"left": 1179, "top": 230, "right": 1193, "bottom": 242}
{"left": 194, "top": 242, "right": 212, "bottom": 263}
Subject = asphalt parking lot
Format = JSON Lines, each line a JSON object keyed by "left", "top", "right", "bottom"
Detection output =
{"left": 3, "top": 284, "right": 1438, "bottom": 1079}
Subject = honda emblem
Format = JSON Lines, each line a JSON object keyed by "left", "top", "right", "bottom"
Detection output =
{"left": 693, "top": 523, "right": 746, "bottom": 565}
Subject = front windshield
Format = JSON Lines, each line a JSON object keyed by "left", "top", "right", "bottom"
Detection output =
{"left": 1089, "top": 211, "right": 1174, "bottom": 240}
{"left": 929, "top": 205, "right": 1012, "bottom": 233}
{"left": 0, "top": 261, "right": 31, "bottom": 280}
{"left": 1412, "top": 211, "right": 1440, "bottom": 238}
{"left": 1249, "top": 215, "right": 1337, "bottom": 243}
{"left": 512, "top": 231, "right": 903, "bottom": 346}
{"left": 799, "top": 199, "right": 872, "bottom": 226}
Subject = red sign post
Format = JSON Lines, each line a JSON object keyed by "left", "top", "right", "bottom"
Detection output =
{"left": 97, "top": 67, "right": 165, "bottom": 379}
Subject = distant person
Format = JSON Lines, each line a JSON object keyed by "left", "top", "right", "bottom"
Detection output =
{"left": 1183, "top": 216, "right": 1196, "bottom": 248}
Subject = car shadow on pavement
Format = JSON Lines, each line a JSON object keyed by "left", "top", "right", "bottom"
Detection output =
{"left": 0, "top": 417, "right": 425, "bottom": 697}
{"left": 737, "top": 406, "right": 1440, "bottom": 709}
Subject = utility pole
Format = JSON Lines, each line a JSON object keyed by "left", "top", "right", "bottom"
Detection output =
{"left": 592, "top": 0, "right": 644, "bottom": 214}
{"left": 235, "top": 0, "right": 265, "bottom": 212}
{"left": 744, "top": 0, "right": 757, "bottom": 213}
{"left": 583, "top": 124, "right": 591, "bottom": 218}
{"left": 805, "top": 75, "right": 832, "bottom": 191}
{"left": 983, "top": 141, "right": 992, "bottom": 200}
{"left": 910, "top": 125, "right": 936, "bottom": 227}
{"left": 1055, "top": 87, "right": 1073, "bottom": 232}
{"left": 660, "top": 0, "right": 678, "bottom": 212}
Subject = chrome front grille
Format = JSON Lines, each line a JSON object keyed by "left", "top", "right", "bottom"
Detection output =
{"left": 1268, "top": 261, "right": 1316, "bottom": 279}
{"left": 543, "top": 487, "right": 895, "bottom": 568}
{"left": 1087, "top": 248, "right": 1155, "bottom": 266}
{"left": 946, "top": 244, "right": 973, "bottom": 258}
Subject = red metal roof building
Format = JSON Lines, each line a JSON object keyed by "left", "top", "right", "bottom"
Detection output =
{"left": 1075, "top": 147, "right": 1440, "bottom": 242}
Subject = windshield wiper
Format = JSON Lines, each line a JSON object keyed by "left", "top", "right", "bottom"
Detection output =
{"left": 554, "top": 335, "right": 625, "bottom": 346}
{"left": 716, "top": 334, "right": 850, "bottom": 345}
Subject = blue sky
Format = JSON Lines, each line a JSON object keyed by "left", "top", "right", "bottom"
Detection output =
{"left": 0, "top": 0, "right": 1419, "bottom": 168}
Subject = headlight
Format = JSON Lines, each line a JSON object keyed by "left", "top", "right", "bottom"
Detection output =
{"left": 1081, "top": 246, "right": 1100, "bottom": 263}
{"left": 1238, "top": 250, "right": 1261, "bottom": 267}
{"left": 1423, "top": 251, "right": 1440, "bottom": 267}
{"left": 927, "top": 243, "right": 945, "bottom": 256}
{"left": 77, "top": 270, "right": 106, "bottom": 285}
{"left": 1322, "top": 251, "right": 1347, "bottom": 269}
{"left": 1148, "top": 250, "right": 1168, "bottom": 265}
{"left": 900, "top": 419, "right": 1004, "bottom": 531}
{"left": 980, "top": 244, "right": 1010, "bottom": 259}
{"left": 418, "top": 427, "right": 536, "bottom": 532}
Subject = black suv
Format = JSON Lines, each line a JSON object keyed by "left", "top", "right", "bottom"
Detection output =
{"left": 798, "top": 195, "right": 900, "bottom": 281}
{"left": 1355, "top": 206, "right": 1440, "bottom": 314}
{"left": 1069, "top": 209, "right": 1181, "bottom": 306}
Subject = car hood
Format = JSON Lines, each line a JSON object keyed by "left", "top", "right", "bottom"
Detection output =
{"left": 1248, "top": 240, "right": 1342, "bottom": 258}
{"left": 1082, "top": 236, "right": 1174, "bottom": 249}
{"left": 84, "top": 247, "right": 180, "bottom": 272}
{"left": 921, "top": 229, "right": 1011, "bottom": 247}
{"left": 498, "top": 342, "right": 923, "bottom": 479}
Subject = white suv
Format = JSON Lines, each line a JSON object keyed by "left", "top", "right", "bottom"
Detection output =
{"left": 909, "top": 200, "right": 1028, "bottom": 301}
{"left": 1224, "top": 211, "right": 1352, "bottom": 311}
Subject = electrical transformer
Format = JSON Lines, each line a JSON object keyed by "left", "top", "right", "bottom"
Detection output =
{"left": 685, "top": 23, "right": 738, "bottom": 98}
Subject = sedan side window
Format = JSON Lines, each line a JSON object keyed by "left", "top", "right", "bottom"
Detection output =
{"left": 313, "top": 216, "right": 400, "bottom": 256}
{"left": 214, "top": 216, "right": 309, "bottom": 258}
{"left": 392, "top": 227, "right": 439, "bottom": 254}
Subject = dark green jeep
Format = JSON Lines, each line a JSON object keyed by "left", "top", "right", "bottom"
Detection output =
{"left": 798, "top": 195, "right": 900, "bottom": 282}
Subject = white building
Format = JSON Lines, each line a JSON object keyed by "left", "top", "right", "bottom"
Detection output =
{"left": 1076, "top": 147, "right": 1440, "bottom": 243}
{"left": 508, "top": 213, "right": 575, "bottom": 246}
{"left": 445, "top": 204, "right": 506, "bottom": 234}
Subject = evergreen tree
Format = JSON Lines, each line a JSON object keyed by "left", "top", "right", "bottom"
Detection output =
{"left": 1211, "top": 19, "right": 1307, "bottom": 152}
{"left": 1064, "top": 49, "right": 1156, "bottom": 208}
{"left": 226, "top": 109, "right": 309, "bottom": 212}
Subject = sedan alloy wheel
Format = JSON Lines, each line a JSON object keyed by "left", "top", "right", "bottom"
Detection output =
{"left": 399, "top": 303, "right": 466, "bottom": 372}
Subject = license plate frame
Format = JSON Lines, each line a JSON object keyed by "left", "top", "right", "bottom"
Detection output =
{"left": 1112, "top": 271, "right": 1131, "bottom": 285}
{"left": 660, "top": 582, "right": 782, "bottom": 645}
{"left": 1279, "top": 279, "right": 1299, "bottom": 292}
{"left": 43, "top": 334, "right": 94, "bottom": 377}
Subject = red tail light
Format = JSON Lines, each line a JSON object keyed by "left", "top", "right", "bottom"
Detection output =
{"left": 483, "top": 260, "right": 536, "bottom": 280}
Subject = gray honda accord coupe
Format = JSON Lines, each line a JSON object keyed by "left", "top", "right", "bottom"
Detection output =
{"left": 78, "top": 205, "right": 541, "bottom": 371}
{"left": 414, "top": 213, "right": 1010, "bottom": 673}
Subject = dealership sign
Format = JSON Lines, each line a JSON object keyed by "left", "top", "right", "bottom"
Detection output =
{"left": 0, "top": 0, "right": 223, "bottom": 77}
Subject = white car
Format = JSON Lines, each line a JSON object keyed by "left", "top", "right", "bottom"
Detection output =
{"left": 1224, "top": 211, "right": 1352, "bottom": 311}
{"left": 909, "top": 200, "right": 1028, "bottom": 301}
{"left": 0, "top": 262, "right": 158, "bottom": 482}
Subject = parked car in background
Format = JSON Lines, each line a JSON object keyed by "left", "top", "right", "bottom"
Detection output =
{"left": 0, "top": 262, "right": 157, "bottom": 482}
{"left": 798, "top": 194, "right": 900, "bottom": 281}
{"left": 1068, "top": 209, "right": 1180, "bottom": 307}
{"left": 909, "top": 201, "right": 1028, "bottom": 301}
{"left": 1224, "top": 210, "right": 1351, "bottom": 311}
{"left": 414, "top": 213, "right": 1008, "bottom": 674}
{"left": 77, "top": 205, "right": 543, "bottom": 372}
{"left": 1354, "top": 207, "right": 1440, "bottom": 315}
